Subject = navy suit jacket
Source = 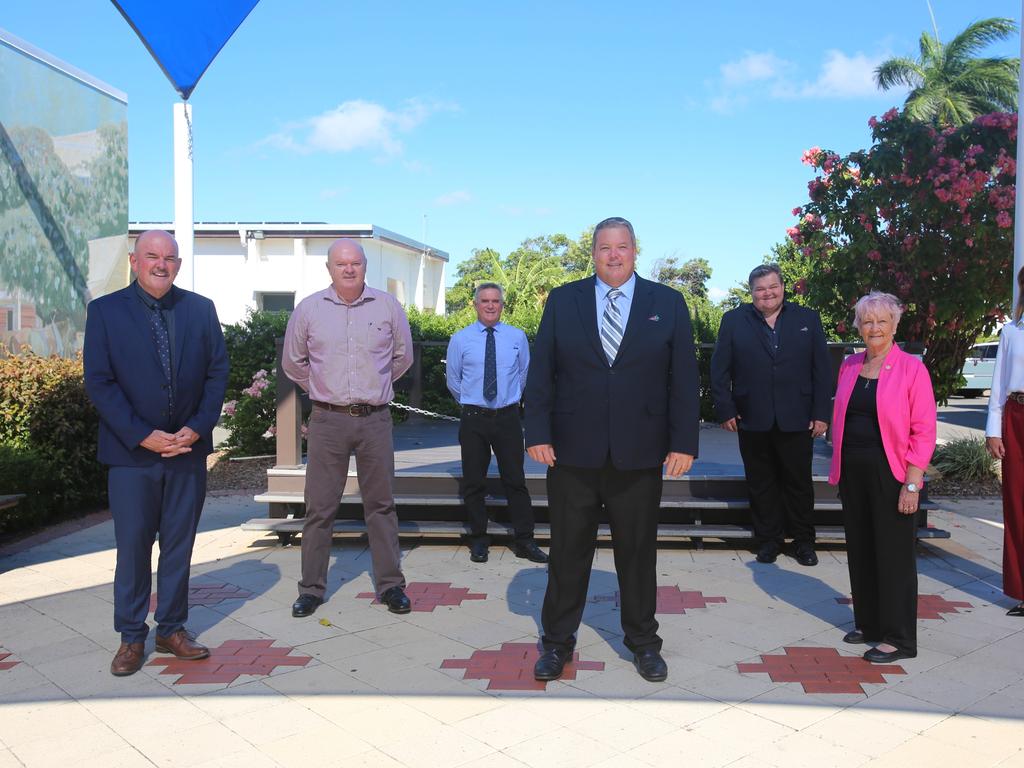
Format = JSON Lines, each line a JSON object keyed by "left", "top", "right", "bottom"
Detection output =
{"left": 83, "top": 283, "right": 229, "bottom": 467}
{"left": 710, "top": 301, "right": 831, "bottom": 432}
{"left": 523, "top": 274, "right": 700, "bottom": 470}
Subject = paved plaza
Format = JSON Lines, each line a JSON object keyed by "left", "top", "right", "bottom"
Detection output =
{"left": 0, "top": 489, "right": 1021, "bottom": 768}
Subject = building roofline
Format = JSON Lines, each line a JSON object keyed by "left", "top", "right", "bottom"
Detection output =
{"left": 129, "top": 222, "right": 449, "bottom": 261}
{"left": 0, "top": 27, "right": 127, "bottom": 104}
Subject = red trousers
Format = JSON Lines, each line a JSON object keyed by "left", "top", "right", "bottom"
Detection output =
{"left": 1003, "top": 399, "right": 1024, "bottom": 601}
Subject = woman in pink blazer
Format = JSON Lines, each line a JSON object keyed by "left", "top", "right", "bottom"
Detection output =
{"left": 830, "top": 291, "right": 936, "bottom": 663}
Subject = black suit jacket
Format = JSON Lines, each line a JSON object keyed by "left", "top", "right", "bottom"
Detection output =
{"left": 710, "top": 301, "right": 831, "bottom": 432}
{"left": 523, "top": 274, "right": 700, "bottom": 470}
{"left": 84, "top": 283, "right": 229, "bottom": 467}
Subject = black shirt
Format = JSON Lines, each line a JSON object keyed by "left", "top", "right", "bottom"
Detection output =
{"left": 843, "top": 375, "right": 883, "bottom": 454}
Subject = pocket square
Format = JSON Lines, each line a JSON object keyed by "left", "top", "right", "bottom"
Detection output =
{"left": 800, "top": 326, "right": 809, "bottom": 332}
{"left": 648, "top": 315, "right": 660, "bottom": 322}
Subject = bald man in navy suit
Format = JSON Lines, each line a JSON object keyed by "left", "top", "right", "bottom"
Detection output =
{"left": 84, "top": 230, "right": 228, "bottom": 676}
{"left": 524, "top": 216, "right": 700, "bottom": 683}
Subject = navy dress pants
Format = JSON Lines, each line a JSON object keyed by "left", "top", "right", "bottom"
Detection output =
{"left": 109, "top": 461, "right": 207, "bottom": 643}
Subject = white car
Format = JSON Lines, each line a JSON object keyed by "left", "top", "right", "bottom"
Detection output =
{"left": 958, "top": 342, "right": 998, "bottom": 395}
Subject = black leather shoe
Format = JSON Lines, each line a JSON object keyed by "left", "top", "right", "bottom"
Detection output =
{"left": 534, "top": 647, "right": 572, "bottom": 681}
{"left": 512, "top": 540, "right": 549, "bottom": 563}
{"left": 756, "top": 542, "right": 779, "bottom": 564}
{"left": 864, "top": 647, "right": 916, "bottom": 663}
{"left": 1007, "top": 603, "right": 1024, "bottom": 617}
{"left": 470, "top": 540, "right": 489, "bottom": 563}
{"left": 292, "top": 594, "right": 324, "bottom": 618}
{"left": 633, "top": 649, "right": 668, "bottom": 682}
{"left": 381, "top": 586, "right": 412, "bottom": 614}
{"left": 843, "top": 630, "right": 867, "bottom": 644}
{"left": 794, "top": 543, "right": 818, "bottom": 567}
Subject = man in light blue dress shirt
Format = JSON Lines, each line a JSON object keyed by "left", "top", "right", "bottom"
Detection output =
{"left": 447, "top": 283, "right": 548, "bottom": 564}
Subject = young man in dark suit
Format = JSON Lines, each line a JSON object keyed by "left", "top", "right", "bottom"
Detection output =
{"left": 524, "top": 217, "right": 700, "bottom": 683}
{"left": 710, "top": 263, "right": 831, "bottom": 566}
{"left": 84, "top": 229, "right": 229, "bottom": 676}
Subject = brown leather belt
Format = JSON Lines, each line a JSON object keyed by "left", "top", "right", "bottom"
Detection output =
{"left": 1009, "top": 391, "right": 1024, "bottom": 405}
{"left": 312, "top": 401, "right": 387, "bottom": 416}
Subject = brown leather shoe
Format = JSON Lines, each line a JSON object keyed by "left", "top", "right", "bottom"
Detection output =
{"left": 110, "top": 642, "right": 145, "bottom": 676}
{"left": 155, "top": 629, "right": 210, "bottom": 660}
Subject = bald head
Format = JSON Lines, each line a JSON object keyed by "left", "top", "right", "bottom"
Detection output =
{"left": 130, "top": 229, "right": 180, "bottom": 299}
{"left": 326, "top": 238, "right": 368, "bottom": 302}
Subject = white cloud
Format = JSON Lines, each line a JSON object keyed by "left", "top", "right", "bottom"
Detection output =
{"left": 434, "top": 190, "right": 472, "bottom": 207}
{"left": 711, "top": 48, "right": 888, "bottom": 110}
{"left": 720, "top": 51, "right": 790, "bottom": 86}
{"left": 707, "top": 285, "right": 729, "bottom": 303}
{"left": 261, "top": 98, "right": 455, "bottom": 156}
{"left": 497, "top": 204, "right": 554, "bottom": 217}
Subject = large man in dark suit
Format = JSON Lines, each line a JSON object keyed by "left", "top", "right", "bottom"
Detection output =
{"left": 710, "top": 263, "right": 831, "bottom": 566}
{"left": 524, "top": 216, "right": 700, "bottom": 683}
{"left": 84, "top": 229, "right": 229, "bottom": 676}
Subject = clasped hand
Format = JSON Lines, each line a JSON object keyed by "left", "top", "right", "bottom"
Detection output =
{"left": 141, "top": 427, "right": 199, "bottom": 457}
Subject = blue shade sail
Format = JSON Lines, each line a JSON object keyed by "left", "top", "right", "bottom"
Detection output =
{"left": 111, "top": 0, "right": 260, "bottom": 99}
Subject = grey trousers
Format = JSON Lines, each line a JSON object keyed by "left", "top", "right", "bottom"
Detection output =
{"left": 300, "top": 406, "right": 405, "bottom": 598}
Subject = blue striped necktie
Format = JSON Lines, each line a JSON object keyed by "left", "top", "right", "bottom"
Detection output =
{"left": 601, "top": 288, "right": 624, "bottom": 365}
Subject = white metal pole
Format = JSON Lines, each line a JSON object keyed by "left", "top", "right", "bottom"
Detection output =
{"left": 1014, "top": 0, "right": 1024, "bottom": 313}
{"left": 173, "top": 101, "right": 195, "bottom": 291}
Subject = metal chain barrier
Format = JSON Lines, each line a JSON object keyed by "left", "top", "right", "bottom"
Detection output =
{"left": 389, "top": 400, "right": 461, "bottom": 422}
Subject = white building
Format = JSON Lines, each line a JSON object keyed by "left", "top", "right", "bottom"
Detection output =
{"left": 128, "top": 222, "right": 448, "bottom": 324}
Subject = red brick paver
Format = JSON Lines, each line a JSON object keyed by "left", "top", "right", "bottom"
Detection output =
{"left": 441, "top": 642, "right": 604, "bottom": 691}
{"left": 147, "top": 639, "right": 311, "bottom": 684}
{"left": 836, "top": 594, "right": 973, "bottom": 619}
{"left": 0, "top": 651, "right": 20, "bottom": 671}
{"left": 737, "top": 646, "right": 906, "bottom": 694}
{"left": 593, "top": 585, "right": 727, "bottom": 614}
{"left": 149, "top": 581, "right": 255, "bottom": 612}
{"left": 356, "top": 582, "right": 487, "bottom": 612}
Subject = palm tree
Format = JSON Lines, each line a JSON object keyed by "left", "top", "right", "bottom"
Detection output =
{"left": 875, "top": 17, "right": 1019, "bottom": 126}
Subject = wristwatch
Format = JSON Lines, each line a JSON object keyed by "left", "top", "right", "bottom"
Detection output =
{"left": 905, "top": 482, "right": 920, "bottom": 493}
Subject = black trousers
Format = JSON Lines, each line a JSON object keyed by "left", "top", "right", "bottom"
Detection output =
{"left": 738, "top": 425, "right": 815, "bottom": 545}
{"left": 839, "top": 449, "right": 918, "bottom": 653}
{"left": 541, "top": 462, "right": 663, "bottom": 654}
{"left": 459, "top": 408, "right": 534, "bottom": 543}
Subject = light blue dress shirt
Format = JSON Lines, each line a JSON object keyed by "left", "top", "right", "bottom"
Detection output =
{"left": 594, "top": 272, "right": 636, "bottom": 337}
{"left": 446, "top": 321, "right": 530, "bottom": 408}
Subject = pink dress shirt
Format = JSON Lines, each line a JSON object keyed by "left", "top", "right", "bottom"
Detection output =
{"left": 282, "top": 284, "right": 414, "bottom": 406}
{"left": 829, "top": 344, "right": 937, "bottom": 485}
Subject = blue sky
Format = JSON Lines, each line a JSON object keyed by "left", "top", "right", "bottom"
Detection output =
{"left": 3, "top": 1, "right": 1020, "bottom": 300}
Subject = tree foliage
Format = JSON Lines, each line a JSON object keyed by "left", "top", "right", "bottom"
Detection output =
{"left": 786, "top": 110, "right": 1016, "bottom": 402}
{"left": 875, "top": 17, "right": 1019, "bottom": 126}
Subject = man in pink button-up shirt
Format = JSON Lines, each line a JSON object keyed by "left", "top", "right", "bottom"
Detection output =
{"left": 282, "top": 238, "right": 414, "bottom": 617}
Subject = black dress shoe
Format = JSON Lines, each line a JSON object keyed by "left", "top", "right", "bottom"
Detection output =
{"left": 381, "top": 586, "right": 412, "bottom": 614}
{"left": 864, "top": 647, "right": 916, "bottom": 663}
{"left": 470, "top": 540, "right": 489, "bottom": 563}
{"left": 756, "top": 542, "right": 779, "bottom": 564}
{"left": 292, "top": 594, "right": 324, "bottom": 618}
{"left": 794, "top": 543, "right": 818, "bottom": 567}
{"left": 534, "top": 647, "right": 572, "bottom": 681}
{"left": 843, "top": 630, "right": 867, "bottom": 644}
{"left": 512, "top": 540, "right": 549, "bottom": 563}
{"left": 1007, "top": 603, "right": 1024, "bottom": 617}
{"left": 633, "top": 649, "right": 668, "bottom": 682}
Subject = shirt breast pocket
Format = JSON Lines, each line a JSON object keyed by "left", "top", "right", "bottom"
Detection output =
{"left": 361, "top": 320, "right": 391, "bottom": 352}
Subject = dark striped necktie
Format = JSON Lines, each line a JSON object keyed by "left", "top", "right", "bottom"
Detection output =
{"left": 483, "top": 326, "right": 497, "bottom": 401}
{"left": 600, "top": 288, "right": 624, "bottom": 365}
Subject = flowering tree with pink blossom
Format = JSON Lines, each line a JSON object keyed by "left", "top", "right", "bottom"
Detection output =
{"left": 221, "top": 368, "right": 308, "bottom": 456}
{"left": 785, "top": 109, "right": 1016, "bottom": 401}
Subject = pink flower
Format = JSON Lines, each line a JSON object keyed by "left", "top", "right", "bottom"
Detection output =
{"left": 792, "top": 207, "right": 802, "bottom": 216}
{"left": 224, "top": 400, "right": 237, "bottom": 417}
{"left": 867, "top": 250, "right": 881, "bottom": 261}
{"left": 793, "top": 278, "right": 807, "bottom": 295}
{"left": 882, "top": 107, "right": 899, "bottom": 122}
{"left": 837, "top": 321, "right": 848, "bottom": 334}
{"left": 868, "top": 116, "right": 878, "bottom": 128}
{"left": 997, "top": 211, "right": 1012, "bottom": 228}
{"left": 965, "top": 238, "right": 974, "bottom": 247}
{"left": 801, "top": 147, "right": 822, "bottom": 166}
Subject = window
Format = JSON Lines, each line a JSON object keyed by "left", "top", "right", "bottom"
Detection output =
{"left": 256, "top": 292, "right": 295, "bottom": 313}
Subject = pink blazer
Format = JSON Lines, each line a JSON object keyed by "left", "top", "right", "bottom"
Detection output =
{"left": 829, "top": 344, "right": 937, "bottom": 485}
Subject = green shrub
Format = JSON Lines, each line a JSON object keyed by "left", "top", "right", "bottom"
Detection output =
{"left": 932, "top": 437, "right": 998, "bottom": 483}
{"left": 222, "top": 308, "right": 291, "bottom": 402}
{"left": 0, "top": 444, "right": 52, "bottom": 534}
{"left": 221, "top": 368, "right": 287, "bottom": 456}
{"left": 0, "top": 351, "right": 106, "bottom": 526}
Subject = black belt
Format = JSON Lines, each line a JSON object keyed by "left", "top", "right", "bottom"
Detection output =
{"left": 1009, "top": 391, "right": 1024, "bottom": 405}
{"left": 312, "top": 401, "right": 388, "bottom": 416}
{"left": 462, "top": 404, "right": 519, "bottom": 417}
